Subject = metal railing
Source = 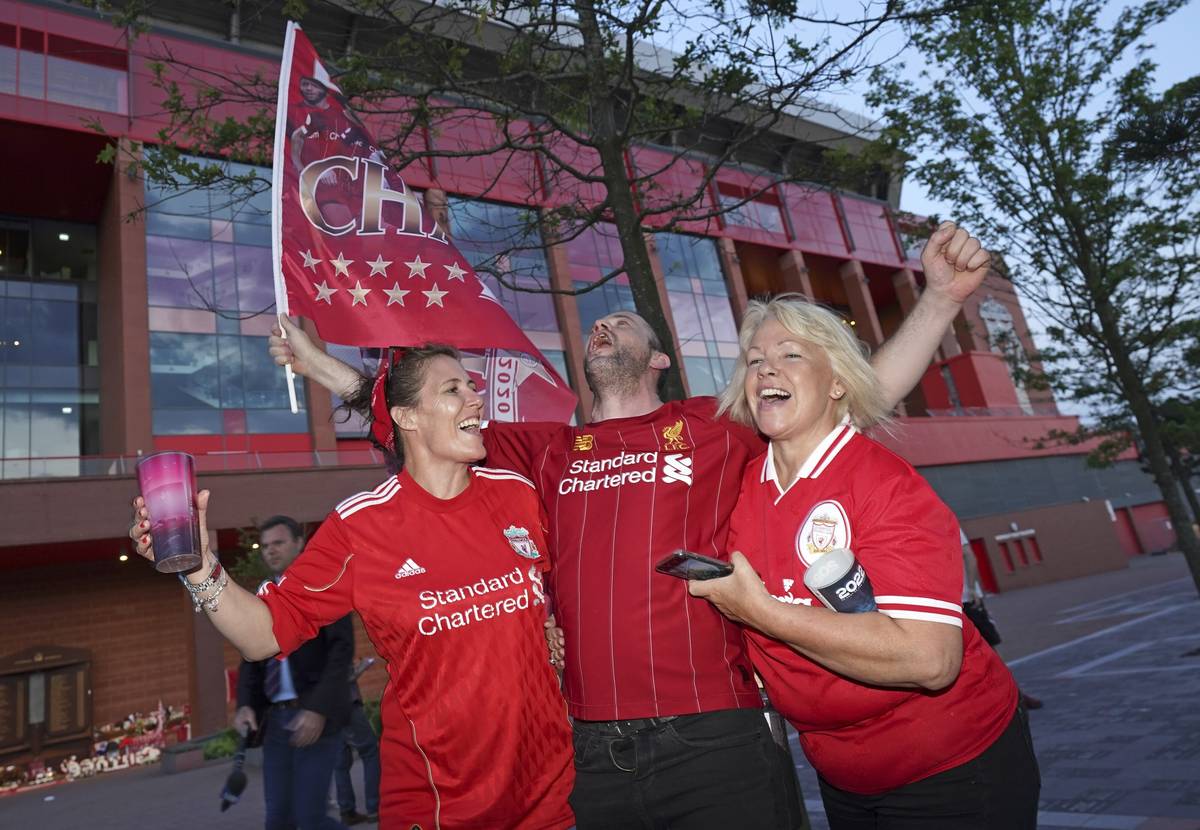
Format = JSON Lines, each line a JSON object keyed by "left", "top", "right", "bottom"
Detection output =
{"left": 0, "top": 448, "right": 387, "bottom": 482}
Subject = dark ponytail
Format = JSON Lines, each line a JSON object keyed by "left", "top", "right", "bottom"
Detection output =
{"left": 339, "top": 344, "right": 462, "bottom": 472}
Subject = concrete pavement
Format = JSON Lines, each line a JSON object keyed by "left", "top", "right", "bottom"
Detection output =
{"left": 2, "top": 552, "right": 1198, "bottom": 829}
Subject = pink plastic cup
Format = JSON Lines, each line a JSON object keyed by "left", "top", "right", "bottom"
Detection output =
{"left": 136, "top": 451, "right": 203, "bottom": 573}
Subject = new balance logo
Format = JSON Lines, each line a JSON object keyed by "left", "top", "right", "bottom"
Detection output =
{"left": 662, "top": 453, "right": 693, "bottom": 486}
{"left": 394, "top": 558, "right": 427, "bottom": 579}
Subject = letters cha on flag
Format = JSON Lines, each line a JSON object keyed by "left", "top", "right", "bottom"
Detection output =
{"left": 271, "top": 21, "right": 576, "bottom": 423}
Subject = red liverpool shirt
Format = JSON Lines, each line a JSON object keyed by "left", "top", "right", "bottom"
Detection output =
{"left": 484, "top": 397, "right": 764, "bottom": 721}
{"left": 728, "top": 422, "right": 1018, "bottom": 794}
{"left": 258, "top": 467, "right": 574, "bottom": 829}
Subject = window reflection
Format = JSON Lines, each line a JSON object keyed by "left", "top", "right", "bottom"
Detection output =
{"left": 0, "top": 214, "right": 99, "bottom": 474}
{"left": 146, "top": 155, "right": 307, "bottom": 436}
{"left": 657, "top": 232, "right": 739, "bottom": 397}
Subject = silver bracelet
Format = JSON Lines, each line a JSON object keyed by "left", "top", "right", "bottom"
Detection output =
{"left": 178, "top": 561, "right": 228, "bottom": 613}
{"left": 194, "top": 567, "right": 229, "bottom": 613}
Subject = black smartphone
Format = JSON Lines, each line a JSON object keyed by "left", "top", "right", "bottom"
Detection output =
{"left": 655, "top": 549, "right": 734, "bottom": 581}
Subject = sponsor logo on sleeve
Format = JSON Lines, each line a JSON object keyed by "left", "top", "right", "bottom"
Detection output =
{"left": 795, "top": 500, "right": 851, "bottom": 566}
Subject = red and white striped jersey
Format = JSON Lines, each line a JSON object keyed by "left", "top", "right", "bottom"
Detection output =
{"left": 728, "top": 422, "right": 1018, "bottom": 794}
{"left": 484, "top": 397, "right": 765, "bottom": 721}
{"left": 259, "top": 467, "right": 574, "bottom": 829}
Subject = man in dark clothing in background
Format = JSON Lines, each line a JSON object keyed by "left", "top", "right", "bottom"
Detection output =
{"left": 235, "top": 515, "right": 354, "bottom": 830}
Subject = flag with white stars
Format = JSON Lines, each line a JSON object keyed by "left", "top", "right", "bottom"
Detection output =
{"left": 272, "top": 22, "right": 576, "bottom": 422}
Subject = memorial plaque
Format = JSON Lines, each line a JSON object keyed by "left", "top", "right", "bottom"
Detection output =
{"left": 0, "top": 646, "right": 92, "bottom": 758}
{"left": 0, "top": 676, "right": 28, "bottom": 751}
{"left": 47, "top": 668, "right": 83, "bottom": 737}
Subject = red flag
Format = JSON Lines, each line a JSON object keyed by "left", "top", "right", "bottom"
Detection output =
{"left": 271, "top": 22, "right": 576, "bottom": 423}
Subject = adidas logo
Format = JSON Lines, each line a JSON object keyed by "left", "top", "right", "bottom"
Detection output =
{"left": 394, "top": 558, "right": 427, "bottom": 579}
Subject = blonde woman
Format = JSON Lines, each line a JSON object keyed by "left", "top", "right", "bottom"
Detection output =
{"left": 690, "top": 295, "right": 1040, "bottom": 829}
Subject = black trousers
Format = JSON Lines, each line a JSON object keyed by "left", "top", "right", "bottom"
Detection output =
{"left": 818, "top": 704, "right": 1041, "bottom": 830}
{"left": 569, "top": 708, "right": 805, "bottom": 829}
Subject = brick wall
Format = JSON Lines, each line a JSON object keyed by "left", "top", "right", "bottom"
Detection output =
{"left": 961, "top": 499, "right": 1128, "bottom": 592}
{"left": 0, "top": 560, "right": 193, "bottom": 726}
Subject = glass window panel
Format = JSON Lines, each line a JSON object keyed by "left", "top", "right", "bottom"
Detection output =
{"left": 146, "top": 212, "right": 211, "bottom": 241}
{"left": 149, "top": 332, "right": 219, "bottom": 409}
{"left": 3, "top": 365, "right": 31, "bottom": 386}
{"left": 148, "top": 307, "right": 216, "bottom": 334}
{"left": 29, "top": 404, "right": 78, "bottom": 456}
{"left": 151, "top": 408, "right": 223, "bottom": 435}
{"left": 233, "top": 222, "right": 271, "bottom": 247}
{"left": 222, "top": 408, "right": 247, "bottom": 434}
{"left": 247, "top": 408, "right": 309, "bottom": 434}
{"left": 705, "top": 294, "right": 738, "bottom": 341}
{"left": 239, "top": 337, "right": 304, "bottom": 408}
{"left": 683, "top": 356, "right": 718, "bottom": 397}
{"left": 28, "top": 367, "right": 80, "bottom": 388}
{"left": 0, "top": 46, "right": 15, "bottom": 95}
{"left": 45, "top": 54, "right": 127, "bottom": 113}
{"left": 3, "top": 296, "right": 33, "bottom": 356}
{"left": 3, "top": 404, "right": 30, "bottom": 457}
{"left": 18, "top": 49, "right": 43, "bottom": 98}
{"left": 147, "top": 159, "right": 308, "bottom": 436}
{"left": 212, "top": 242, "right": 238, "bottom": 310}
{"left": 31, "top": 282, "right": 78, "bottom": 301}
{"left": 239, "top": 313, "right": 277, "bottom": 337}
{"left": 31, "top": 300, "right": 79, "bottom": 365}
{"left": 217, "top": 335, "right": 245, "bottom": 408}
{"left": 235, "top": 245, "right": 274, "bottom": 312}
{"left": 667, "top": 291, "right": 703, "bottom": 343}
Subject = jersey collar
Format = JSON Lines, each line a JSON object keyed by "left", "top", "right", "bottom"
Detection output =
{"left": 760, "top": 417, "right": 857, "bottom": 497}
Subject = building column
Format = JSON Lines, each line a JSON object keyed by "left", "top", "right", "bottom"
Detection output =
{"left": 543, "top": 242, "right": 593, "bottom": 420}
{"left": 96, "top": 140, "right": 152, "bottom": 456}
{"left": 186, "top": 598, "right": 230, "bottom": 737}
{"left": 644, "top": 233, "right": 690, "bottom": 398}
{"left": 779, "top": 249, "right": 815, "bottom": 299}
{"left": 715, "top": 238, "right": 749, "bottom": 323}
{"left": 838, "top": 260, "right": 884, "bottom": 350}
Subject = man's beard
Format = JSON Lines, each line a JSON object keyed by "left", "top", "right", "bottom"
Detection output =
{"left": 584, "top": 345, "right": 652, "bottom": 398}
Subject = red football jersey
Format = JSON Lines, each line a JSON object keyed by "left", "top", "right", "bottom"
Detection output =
{"left": 728, "top": 423, "right": 1018, "bottom": 794}
{"left": 258, "top": 467, "right": 574, "bottom": 829}
{"left": 484, "top": 397, "right": 764, "bottom": 721}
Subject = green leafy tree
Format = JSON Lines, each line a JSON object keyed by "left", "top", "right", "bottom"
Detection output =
{"left": 867, "top": 0, "right": 1200, "bottom": 590}
{"left": 1113, "top": 75, "right": 1200, "bottom": 170}
{"left": 102, "top": 0, "right": 962, "bottom": 399}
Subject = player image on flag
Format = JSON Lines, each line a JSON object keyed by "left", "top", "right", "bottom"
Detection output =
{"left": 271, "top": 21, "right": 576, "bottom": 424}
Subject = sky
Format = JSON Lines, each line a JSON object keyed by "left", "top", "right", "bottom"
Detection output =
{"left": 823, "top": 0, "right": 1200, "bottom": 218}
{"left": 813, "top": 0, "right": 1199, "bottom": 419}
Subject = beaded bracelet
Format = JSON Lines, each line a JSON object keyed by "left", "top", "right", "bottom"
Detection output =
{"left": 178, "top": 560, "right": 229, "bottom": 613}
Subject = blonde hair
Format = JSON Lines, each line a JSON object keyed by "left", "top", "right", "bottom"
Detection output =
{"left": 717, "top": 294, "right": 892, "bottom": 431}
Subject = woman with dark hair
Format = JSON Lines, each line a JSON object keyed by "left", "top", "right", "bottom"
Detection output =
{"left": 690, "top": 295, "right": 1040, "bottom": 829}
{"left": 130, "top": 345, "right": 574, "bottom": 829}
